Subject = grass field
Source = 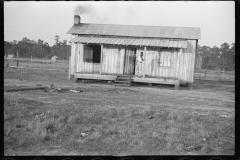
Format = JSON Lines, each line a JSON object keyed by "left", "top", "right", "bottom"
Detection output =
{"left": 4, "top": 58, "right": 69, "bottom": 71}
{"left": 4, "top": 66, "right": 235, "bottom": 155}
{"left": 194, "top": 69, "right": 235, "bottom": 81}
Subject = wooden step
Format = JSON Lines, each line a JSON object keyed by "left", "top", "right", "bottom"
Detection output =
{"left": 116, "top": 74, "right": 133, "bottom": 77}
{"left": 116, "top": 78, "right": 131, "bottom": 81}
{"left": 116, "top": 76, "right": 132, "bottom": 80}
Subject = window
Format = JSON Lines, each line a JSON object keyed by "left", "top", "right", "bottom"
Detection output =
{"left": 83, "top": 45, "right": 101, "bottom": 63}
{"left": 158, "top": 50, "right": 173, "bottom": 67}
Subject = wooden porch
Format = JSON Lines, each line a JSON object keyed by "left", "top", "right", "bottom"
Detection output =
{"left": 73, "top": 72, "right": 179, "bottom": 86}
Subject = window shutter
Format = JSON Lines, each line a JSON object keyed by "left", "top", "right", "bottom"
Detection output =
{"left": 83, "top": 45, "right": 93, "bottom": 62}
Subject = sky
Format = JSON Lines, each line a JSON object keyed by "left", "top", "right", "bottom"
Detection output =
{"left": 4, "top": 1, "right": 235, "bottom": 47}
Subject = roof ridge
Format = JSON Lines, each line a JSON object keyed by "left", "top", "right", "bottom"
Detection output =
{"left": 77, "top": 23, "right": 200, "bottom": 29}
{"left": 67, "top": 23, "right": 201, "bottom": 39}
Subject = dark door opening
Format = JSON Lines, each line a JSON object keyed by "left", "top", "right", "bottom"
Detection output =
{"left": 124, "top": 47, "right": 136, "bottom": 75}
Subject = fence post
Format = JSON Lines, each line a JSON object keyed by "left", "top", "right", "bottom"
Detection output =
{"left": 31, "top": 56, "right": 32, "bottom": 69}
{"left": 5, "top": 58, "right": 9, "bottom": 67}
{"left": 7, "top": 58, "right": 9, "bottom": 67}
{"left": 17, "top": 60, "right": 19, "bottom": 67}
{"left": 68, "top": 56, "right": 71, "bottom": 79}
{"left": 204, "top": 68, "right": 207, "bottom": 78}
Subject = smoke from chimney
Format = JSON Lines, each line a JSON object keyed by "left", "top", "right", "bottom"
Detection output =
{"left": 73, "top": 4, "right": 109, "bottom": 24}
{"left": 73, "top": 3, "right": 137, "bottom": 25}
{"left": 74, "top": 4, "right": 94, "bottom": 15}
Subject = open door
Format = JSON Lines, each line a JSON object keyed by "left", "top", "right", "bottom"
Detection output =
{"left": 124, "top": 47, "right": 136, "bottom": 75}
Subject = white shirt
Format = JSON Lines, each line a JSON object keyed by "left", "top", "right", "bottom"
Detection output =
{"left": 137, "top": 55, "right": 144, "bottom": 64}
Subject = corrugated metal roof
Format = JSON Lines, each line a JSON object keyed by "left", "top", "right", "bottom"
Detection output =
{"left": 168, "top": 41, "right": 174, "bottom": 48}
{"left": 69, "top": 35, "right": 188, "bottom": 48}
{"left": 172, "top": 41, "right": 179, "bottom": 48}
{"left": 67, "top": 23, "right": 201, "bottom": 40}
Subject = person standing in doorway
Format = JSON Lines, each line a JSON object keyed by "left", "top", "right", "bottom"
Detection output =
{"left": 136, "top": 52, "right": 144, "bottom": 77}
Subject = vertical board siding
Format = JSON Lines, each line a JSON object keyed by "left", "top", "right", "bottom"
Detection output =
{"left": 76, "top": 44, "right": 79, "bottom": 72}
{"left": 79, "top": 44, "right": 83, "bottom": 72}
{"left": 115, "top": 48, "right": 118, "bottom": 74}
{"left": 135, "top": 46, "right": 195, "bottom": 82}
{"left": 121, "top": 46, "right": 125, "bottom": 74}
{"left": 179, "top": 49, "right": 184, "bottom": 80}
{"left": 116, "top": 48, "right": 119, "bottom": 74}
{"left": 154, "top": 49, "right": 157, "bottom": 76}
{"left": 70, "top": 43, "right": 75, "bottom": 75}
{"left": 102, "top": 44, "right": 125, "bottom": 74}
{"left": 163, "top": 49, "right": 166, "bottom": 77}
{"left": 138, "top": 47, "right": 176, "bottom": 78}
{"left": 113, "top": 47, "right": 116, "bottom": 73}
{"left": 76, "top": 43, "right": 100, "bottom": 73}
{"left": 172, "top": 49, "right": 177, "bottom": 78}
{"left": 74, "top": 43, "right": 78, "bottom": 73}
{"left": 102, "top": 46, "right": 106, "bottom": 73}
{"left": 109, "top": 46, "right": 112, "bottom": 73}
{"left": 72, "top": 40, "right": 196, "bottom": 83}
{"left": 177, "top": 40, "right": 196, "bottom": 83}
{"left": 189, "top": 40, "right": 196, "bottom": 83}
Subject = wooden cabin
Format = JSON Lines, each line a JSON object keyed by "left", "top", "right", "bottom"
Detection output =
{"left": 67, "top": 15, "right": 201, "bottom": 88}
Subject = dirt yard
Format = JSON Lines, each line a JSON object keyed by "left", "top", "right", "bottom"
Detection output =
{"left": 4, "top": 67, "right": 235, "bottom": 155}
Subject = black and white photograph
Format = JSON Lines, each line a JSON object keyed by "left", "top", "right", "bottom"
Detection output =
{"left": 4, "top": 1, "right": 235, "bottom": 156}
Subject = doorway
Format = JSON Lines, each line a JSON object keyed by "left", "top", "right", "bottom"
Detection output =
{"left": 124, "top": 47, "right": 136, "bottom": 75}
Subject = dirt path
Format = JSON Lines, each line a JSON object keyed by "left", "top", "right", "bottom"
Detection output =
{"left": 4, "top": 75, "right": 234, "bottom": 115}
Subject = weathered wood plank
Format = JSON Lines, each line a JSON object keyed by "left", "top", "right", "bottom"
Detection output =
{"left": 74, "top": 43, "right": 78, "bottom": 73}
{"left": 74, "top": 73, "right": 117, "bottom": 80}
{"left": 190, "top": 40, "right": 197, "bottom": 83}
{"left": 68, "top": 56, "right": 71, "bottom": 79}
{"left": 100, "top": 44, "right": 103, "bottom": 75}
{"left": 102, "top": 47, "right": 106, "bottom": 73}
{"left": 120, "top": 47, "right": 125, "bottom": 74}
{"left": 159, "top": 47, "right": 162, "bottom": 77}
{"left": 174, "top": 48, "right": 179, "bottom": 78}
{"left": 132, "top": 77, "right": 179, "bottom": 85}
{"left": 70, "top": 43, "right": 75, "bottom": 75}
{"left": 6, "top": 87, "right": 48, "bottom": 92}
{"left": 178, "top": 49, "right": 183, "bottom": 81}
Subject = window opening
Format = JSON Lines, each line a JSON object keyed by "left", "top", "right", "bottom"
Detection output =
{"left": 83, "top": 45, "right": 101, "bottom": 63}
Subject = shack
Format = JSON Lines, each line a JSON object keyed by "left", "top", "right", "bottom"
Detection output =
{"left": 67, "top": 15, "right": 201, "bottom": 88}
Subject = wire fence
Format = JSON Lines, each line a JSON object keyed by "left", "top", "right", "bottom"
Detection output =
{"left": 194, "top": 69, "right": 235, "bottom": 82}
{"left": 4, "top": 57, "right": 69, "bottom": 71}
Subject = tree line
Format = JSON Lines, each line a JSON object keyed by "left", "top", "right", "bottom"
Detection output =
{"left": 4, "top": 35, "right": 71, "bottom": 60}
{"left": 196, "top": 42, "right": 235, "bottom": 71}
{"left": 4, "top": 36, "right": 235, "bottom": 71}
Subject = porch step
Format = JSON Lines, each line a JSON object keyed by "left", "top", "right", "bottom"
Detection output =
{"left": 115, "top": 74, "right": 134, "bottom": 77}
{"left": 114, "top": 75, "right": 133, "bottom": 86}
{"left": 116, "top": 77, "right": 132, "bottom": 80}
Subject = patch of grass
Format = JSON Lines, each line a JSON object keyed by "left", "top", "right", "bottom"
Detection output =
{"left": 4, "top": 94, "right": 234, "bottom": 155}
